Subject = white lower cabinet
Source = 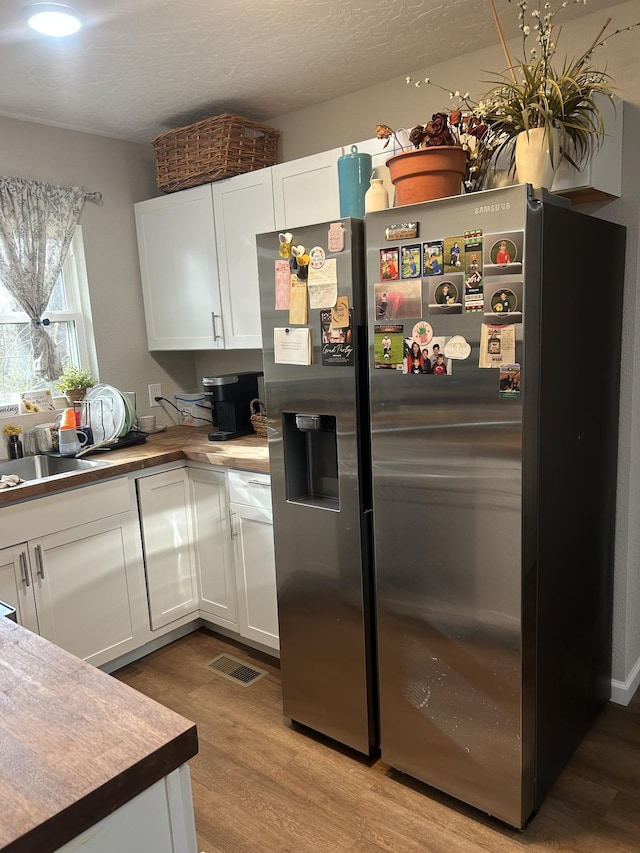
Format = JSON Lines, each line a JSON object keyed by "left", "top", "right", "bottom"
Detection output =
{"left": 228, "top": 471, "right": 279, "bottom": 651}
{"left": 55, "top": 765, "right": 197, "bottom": 853}
{"left": 135, "top": 461, "right": 275, "bottom": 648}
{"left": 0, "top": 544, "right": 38, "bottom": 632}
{"left": 0, "top": 479, "right": 149, "bottom": 667}
{"left": 189, "top": 465, "right": 279, "bottom": 652}
{"left": 0, "top": 464, "right": 278, "bottom": 667}
{"left": 136, "top": 468, "right": 198, "bottom": 630}
{"left": 189, "top": 466, "right": 236, "bottom": 628}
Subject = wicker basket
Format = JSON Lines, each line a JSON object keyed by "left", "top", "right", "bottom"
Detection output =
{"left": 249, "top": 399, "right": 268, "bottom": 438}
{"left": 151, "top": 113, "right": 280, "bottom": 193}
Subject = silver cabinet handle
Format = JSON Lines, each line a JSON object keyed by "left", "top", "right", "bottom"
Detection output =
{"left": 34, "top": 545, "right": 45, "bottom": 580}
{"left": 211, "top": 313, "right": 222, "bottom": 340}
{"left": 247, "top": 479, "right": 270, "bottom": 487}
{"left": 19, "top": 551, "right": 30, "bottom": 587}
{"left": 229, "top": 509, "right": 237, "bottom": 540}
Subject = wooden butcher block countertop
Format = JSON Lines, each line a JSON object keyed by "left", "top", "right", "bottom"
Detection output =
{"left": 0, "top": 618, "right": 198, "bottom": 853}
{"left": 0, "top": 426, "right": 269, "bottom": 507}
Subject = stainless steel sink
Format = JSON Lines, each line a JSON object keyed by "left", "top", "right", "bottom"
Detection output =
{"left": 0, "top": 454, "right": 109, "bottom": 485}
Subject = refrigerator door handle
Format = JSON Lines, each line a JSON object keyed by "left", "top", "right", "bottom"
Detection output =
{"left": 229, "top": 509, "right": 237, "bottom": 540}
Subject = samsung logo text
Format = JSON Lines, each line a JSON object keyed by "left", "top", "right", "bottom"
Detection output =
{"left": 474, "top": 202, "right": 511, "bottom": 214}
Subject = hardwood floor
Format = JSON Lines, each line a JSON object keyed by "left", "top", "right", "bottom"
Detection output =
{"left": 115, "top": 629, "right": 640, "bottom": 852}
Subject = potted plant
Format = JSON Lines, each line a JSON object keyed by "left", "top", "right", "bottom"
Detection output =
{"left": 480, "top": 0, "right": 639, "bottom": 186}
{"left": 55, "top": 363, "right": 95, "bottom": 406}
{"left": 378, "top": 0, "right": 638, "bottom": 200}
{"left": 376, "top": 104, "right": 497, "bottom": 204}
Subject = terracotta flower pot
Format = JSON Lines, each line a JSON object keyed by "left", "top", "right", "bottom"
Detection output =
{"left": 387, "top": 146, "right": 468, "bottom": 205}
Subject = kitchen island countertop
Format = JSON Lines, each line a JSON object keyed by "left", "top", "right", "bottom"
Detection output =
{"left": 0, "top": 426, "right": 269, "bottom": 508}
{"left": 0, "top": 617, "right": 198, "bottom": 853}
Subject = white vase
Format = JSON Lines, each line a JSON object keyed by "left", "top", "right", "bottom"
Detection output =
{"left": 364, "top": 178, "right": 389, "bottom": 213}
{"left": 515, "top": 127, "right": 557, "bottom": 189}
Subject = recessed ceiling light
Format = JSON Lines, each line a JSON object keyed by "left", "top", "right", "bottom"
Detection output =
{"left": 24, "top": 3, "right": 82, "bottom": 37}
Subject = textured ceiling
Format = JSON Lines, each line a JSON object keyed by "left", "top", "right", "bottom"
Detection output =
{"left": 0, "top": 0, "right": 620, "bottom": 144}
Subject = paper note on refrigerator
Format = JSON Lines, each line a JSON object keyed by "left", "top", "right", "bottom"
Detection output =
{"left": 274, "top": 327, "right": 312, "bottom": 365}
{"left": 289, "top": 277, "right": 308, "bottom": 324}
{"left": 274, "top": 260, "right": 291, "bottom": 310}
{"left": 308, "top": 258, "right": 338, "bottom": 309}
{"left": 479, "top": 323, "right": 516, "bottom": 368}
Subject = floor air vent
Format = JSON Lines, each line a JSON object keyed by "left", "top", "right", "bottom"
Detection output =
{"left": 205, "top": 654, "right": 266, "bottom": 687}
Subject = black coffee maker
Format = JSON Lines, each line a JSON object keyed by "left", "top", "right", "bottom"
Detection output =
{"left": 203, "top": 372, "right": 263, "bottom": 441}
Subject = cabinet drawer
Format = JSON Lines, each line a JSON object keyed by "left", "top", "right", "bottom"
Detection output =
{"left": 0, "top": 477, "right": 133, "bottom": 545}
{"left": 228, "top": 471, "right": 271, "bottom": 509}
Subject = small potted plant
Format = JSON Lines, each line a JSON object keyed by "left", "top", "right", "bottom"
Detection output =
{"left": 55, "top": 363, "right": 95, "bottom": 406}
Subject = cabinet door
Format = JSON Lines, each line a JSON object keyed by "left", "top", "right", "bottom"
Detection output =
{"left": 189, "top": 468, "right": 237, "bottom": 627}
{"left": 55, "top": 767, "right": 197, "bottom": 853}
{"left": 272, "top": 149, "right": 342, "bottom": 229}
{"left": 134, "top": 185, "right": 224, "bottom": 350}
{"left": 213, "top": 169, "right": 275, "bottom": 349}
{"left": 137, "top": 469, "right": 198, "bottom": 630}
{"left": 231, "top": 502, "right": 279, "bottom": 650}
{"left": 0, "top": 544, "right": 38, "bottom": 632}
{"left": 32, "top": 512, "right": 148, "bottom": 667}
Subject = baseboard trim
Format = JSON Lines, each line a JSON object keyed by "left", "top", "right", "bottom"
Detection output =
{"left": 101, "top": 621, "right": 202, "bottom": 673}
{"left": 101, "top": 619, "right": 279, "bottom": 674}
{"left": 611, "top": 655, "right": 640, "bottom": 706}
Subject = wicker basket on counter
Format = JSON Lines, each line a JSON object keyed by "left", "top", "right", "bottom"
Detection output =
{"left": 151, "top": 113, "right": 280, "bottom": 193}
{"left": 249, "top": 399, "right": 268, "bottom": 438}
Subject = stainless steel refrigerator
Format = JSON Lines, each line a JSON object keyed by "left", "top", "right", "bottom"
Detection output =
{"left": 365, "top": 183, "right": 625, "bottom": 827}
{"left": 256, "top": 218, "right": 377, "bottom": 756}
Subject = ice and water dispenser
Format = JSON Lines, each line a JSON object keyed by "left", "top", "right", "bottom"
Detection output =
{"left": 282, "top": 413, "right": 339, "bottom": 510}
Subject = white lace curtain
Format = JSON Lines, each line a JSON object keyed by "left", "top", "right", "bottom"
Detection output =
{"left": 0, "top": 177, "right": 86, "bottom": 380}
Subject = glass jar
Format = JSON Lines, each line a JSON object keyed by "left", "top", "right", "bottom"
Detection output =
{"left": 22, "top": 428, "right": 37, "bottom": 456}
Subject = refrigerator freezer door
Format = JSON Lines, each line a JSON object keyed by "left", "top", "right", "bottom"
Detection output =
{"left": 257, "top": 219, "right": 377, "bottom": 756}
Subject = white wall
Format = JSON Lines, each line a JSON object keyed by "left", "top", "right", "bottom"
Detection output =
{"left": 269, "top": 0, "right": 640, "bottom": 160}
{"left": 0, "top": 117, "right": 198, "bottom": 425}
{"left": 265, "top": 0, "right": 640, "bottom": 694}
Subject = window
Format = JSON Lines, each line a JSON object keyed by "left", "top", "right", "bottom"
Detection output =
{"left": 0, "top": 227, "right": 95, "bottom": 403}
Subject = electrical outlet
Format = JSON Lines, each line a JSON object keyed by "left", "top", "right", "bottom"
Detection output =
{"left": 148, "top": 383, "right": 161, "bottom": 407}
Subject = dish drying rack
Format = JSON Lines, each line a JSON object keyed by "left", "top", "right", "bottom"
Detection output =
{"left": 73, "top": 399, "right": 148, "bottom": 451}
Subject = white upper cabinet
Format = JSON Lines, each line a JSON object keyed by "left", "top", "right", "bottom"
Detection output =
{"left": 272, "top": 148, "right": 343, "bottom": 229}
{"left": 213, "top": 169, "right": 275, "bottom": 349}
{"left": 551, "top": 95, "right": 623, "bottom": 202}
{"left": 135, "top": 186, "right": 225, "bottom": 350}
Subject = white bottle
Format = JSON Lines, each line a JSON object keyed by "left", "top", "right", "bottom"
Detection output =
{"left": 365, "top": 178, "right": 389, "bottom": 213}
